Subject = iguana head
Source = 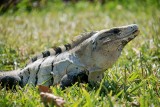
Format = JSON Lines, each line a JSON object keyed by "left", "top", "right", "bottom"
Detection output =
{"left": 92, "top": 24, "right": 139, "bottom": 51}
{"left": 75, "top": 24, "right": 139, "bottom": 71}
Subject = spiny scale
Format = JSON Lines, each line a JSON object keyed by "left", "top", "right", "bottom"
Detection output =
{"left": 27, "top": 31, "right": 97, "bottom": 64}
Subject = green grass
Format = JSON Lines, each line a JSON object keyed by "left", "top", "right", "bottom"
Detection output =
{"left": 0, "top": 1, "right": 160, "bottom": 107}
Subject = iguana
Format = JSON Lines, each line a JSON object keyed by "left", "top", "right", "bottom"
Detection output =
{"left": 0, "top": 24, "right": 139, "bottom": 90}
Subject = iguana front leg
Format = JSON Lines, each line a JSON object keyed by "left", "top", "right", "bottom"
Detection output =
{"left": 60, "top": 71, "right": 104, "bottom": 89}
{"left": 60, "top": 71, "right": 88, "bottom": 90}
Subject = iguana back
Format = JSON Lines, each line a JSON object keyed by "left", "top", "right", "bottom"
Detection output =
{"left": 27, "top": 31, "right": 97, "bottom": 64}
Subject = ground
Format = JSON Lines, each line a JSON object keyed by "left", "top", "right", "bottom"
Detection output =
{"left": 0, "top": 1, "right": 159, "bottom": 107}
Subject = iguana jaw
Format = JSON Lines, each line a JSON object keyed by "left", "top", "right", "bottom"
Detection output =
{"left": 120, "top": 24, "right": 139, "bottom": 42}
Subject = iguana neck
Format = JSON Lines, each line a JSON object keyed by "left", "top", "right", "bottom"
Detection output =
{"left": 73, "top": 37, "right": 123, "bottom": 72}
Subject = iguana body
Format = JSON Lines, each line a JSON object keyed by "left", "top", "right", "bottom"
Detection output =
{"left": 0, "top": 24, "right": 139, "bottom": 89}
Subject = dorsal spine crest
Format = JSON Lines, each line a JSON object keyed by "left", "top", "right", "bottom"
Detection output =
{"left": 27, "top": 31, "right": 97, "bottom": 64}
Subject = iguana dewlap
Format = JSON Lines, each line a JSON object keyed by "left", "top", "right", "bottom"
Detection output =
{"left": 0, "top": 24, "right": 139, "bottom": 89}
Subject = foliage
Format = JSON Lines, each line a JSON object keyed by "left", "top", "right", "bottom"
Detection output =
{"left": 0, "top": 0, "right": 47, "bottom": 13}
{"left": 0, "top": 1, "right": 160, "bottom": 107}
{"left": 0, "top": 0, "right": 160, "bottom": 13}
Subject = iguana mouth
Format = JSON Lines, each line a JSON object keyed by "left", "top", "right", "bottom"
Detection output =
{"left": 120, "top": 29, "right": 140, "bottom": 45}
{"left": 132, "top": 30, "right": 140, "bottom": 36}
{"left": 123, "top": 29, "right": 140, "bottom": 40}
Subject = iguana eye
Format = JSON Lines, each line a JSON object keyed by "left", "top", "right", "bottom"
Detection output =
{"left": 113, "top": 29, "right": 120, "bottom": 34}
